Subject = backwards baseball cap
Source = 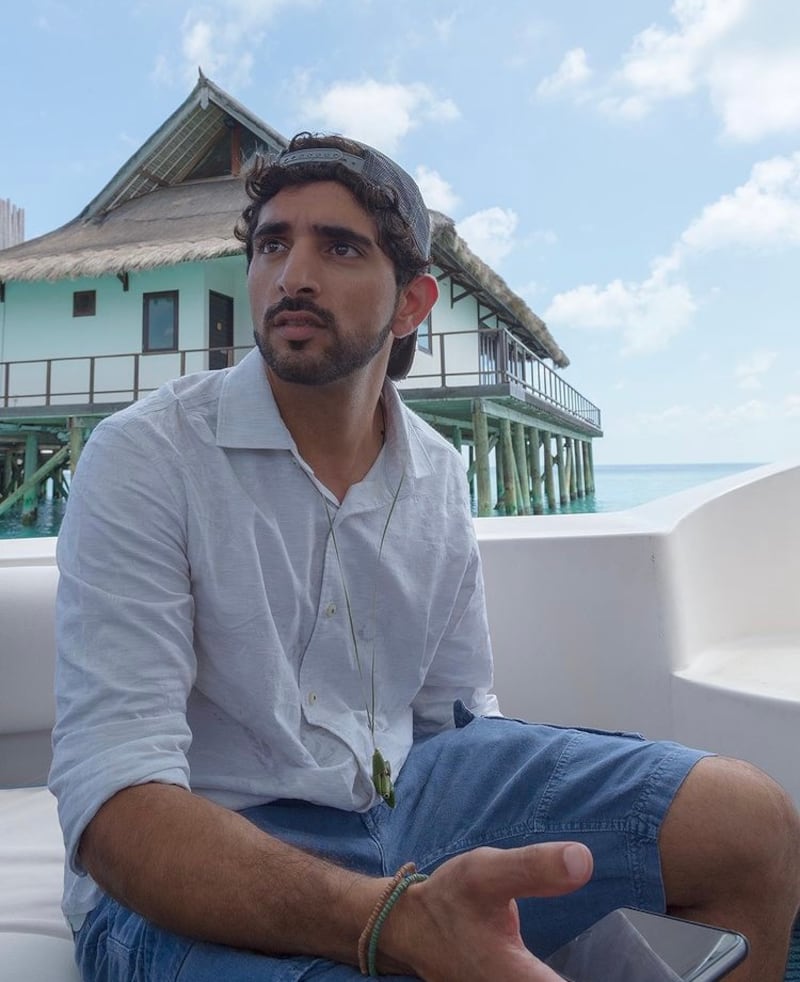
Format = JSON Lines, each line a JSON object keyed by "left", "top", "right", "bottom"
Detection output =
{"left": 273, "top": 139, "right": 431, "bottom": 381}
{"left": 275, "top": 143, "right": 432, "bottom": 260}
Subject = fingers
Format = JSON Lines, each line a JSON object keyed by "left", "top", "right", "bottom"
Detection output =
{"left": 466, "top": 842, "right": 593, "bottom": 903}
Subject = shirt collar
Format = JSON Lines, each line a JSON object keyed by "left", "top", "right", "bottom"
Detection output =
{"left": 215, "top": 346, "right": 433, "bottom": 482}
{"left": 216, "top": 348, "right": 293, "bottom": 450}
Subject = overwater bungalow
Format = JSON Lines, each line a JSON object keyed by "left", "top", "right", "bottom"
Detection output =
{"left": 0, "top": 73, "right": 601, "bottom": 523}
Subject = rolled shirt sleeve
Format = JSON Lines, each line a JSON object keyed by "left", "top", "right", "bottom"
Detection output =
{"left": 49, "top": 418, "right": 196, "bottom": 877}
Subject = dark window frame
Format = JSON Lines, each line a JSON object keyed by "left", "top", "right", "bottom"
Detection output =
{"left": 416, "top": 311, "right": 432, "bottom": 354}
{"left": 142, "top": 290, "right": 179, "bottom": 353}
{"left": 73, "top": 290, "right": 96, "bottom": 317}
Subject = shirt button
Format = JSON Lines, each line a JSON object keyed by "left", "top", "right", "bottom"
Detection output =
{"left": 308, "top": 692, "right": 318, "bottom": 705}
{"left": 325, "top": 602, "right": 337, "bottom": 617}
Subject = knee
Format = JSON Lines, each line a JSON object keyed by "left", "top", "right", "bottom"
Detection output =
{"left": 721, "top": 759, "right": 800, "bottom": 887}
{"left": 661, "top": 755, "right": 800, "bottom": 908}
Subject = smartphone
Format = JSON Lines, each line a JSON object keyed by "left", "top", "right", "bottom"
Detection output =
{"left": 544, "top": 907, "right": 749, "bottom": 982}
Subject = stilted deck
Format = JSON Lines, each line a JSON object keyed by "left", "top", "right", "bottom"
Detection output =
{"left": 402, "top": 385, "right": 599, "bottom": 515}
{"left": 1, "top": 329, "right": 602, "bottom": 522}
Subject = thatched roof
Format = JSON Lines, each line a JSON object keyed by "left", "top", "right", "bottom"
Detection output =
{"left": 0, "top": 185, "right": 568, "bottom": 366}
{"left": 430, "top": 212, "right": 568, "bottom": 367}
{"left": 0, "top": 73, "right": 568, "bottom": 366}
{"left": 0, "top": 177, "right": 247, "bottom": 282}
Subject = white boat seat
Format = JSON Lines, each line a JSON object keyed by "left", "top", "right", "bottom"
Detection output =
{"left": 672, "top": 637, "right": 800, "bottom": 805}
{"left": 0, "top": 786, "right": 79, "bottom": 980}
{"left": 0, "top": 933, "right": 80, "bottom": 982}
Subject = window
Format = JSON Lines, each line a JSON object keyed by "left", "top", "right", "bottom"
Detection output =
{"left": 73, "top": 290, "right": 96, "bottom": 317}
{"left": 417, "top": 311, "right": 432, "bottom": 354}
{"left": 143, "top": 291, "right": 179, "bottom": 352}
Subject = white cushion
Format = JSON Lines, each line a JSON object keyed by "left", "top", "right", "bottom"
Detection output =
{"left": 0, "top": 787, "right": 69, "bottom": 940}
{"left": 0, "top": 565, "right": 59, "bottom": 734}
{"left": 0, "top": 933, "right": 80, "bottom": 982}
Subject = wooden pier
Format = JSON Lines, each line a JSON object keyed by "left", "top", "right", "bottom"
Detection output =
{"left": 0, "top": 413, "right": 98, "bottom": 526}
{"left": 403, "top": 389, "right": 597, "bottom": 517}
{"left": 1, "top": 331, "right": 602, "bottom": 523}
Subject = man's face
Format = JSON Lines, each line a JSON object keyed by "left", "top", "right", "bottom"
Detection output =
{"left": 248, "top": 180, "right": 403, "bottom": 386}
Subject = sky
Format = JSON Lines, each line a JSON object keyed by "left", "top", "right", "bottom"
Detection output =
{"left": 3, "top": 0, "right": 800, "bottom": 464}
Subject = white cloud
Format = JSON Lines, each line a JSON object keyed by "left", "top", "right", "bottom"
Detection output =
{"left": 735, "top": 350, "right": 777, "bottom": 390}
{"left": 173, "top": 0, "right": 316, "bottom": 89}
{"left": 544, "top": 274, "right": 696, "bottom": 355}
{"left": 414, "top": 166, "right": 459, "bottom": 214}
{"left": 708, "top": 50, "right": 800, "bottom": 141}
{"left": 547, "top": 146, "right": 800, "bottom": 356}
{"left": 536, "top": 48, "right": 592, "bottom": 99}
{"left": 678, "top": 152, "right": 800, "bottom": 257}
{"left": 456, "top": 207, "right": 518, "bottom": 268}
{"left": 302, "top": 80, "right": 459, "bottom": 153}
{"left": 615, "top": 0, "right": 749, "bottom": 102}
{"left": 540, "top": 0, "right": 800, "bottom": 141}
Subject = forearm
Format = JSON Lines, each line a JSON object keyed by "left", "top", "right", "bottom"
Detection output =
{"left": 79, "top": 783, "right": 406, "bottom": 968}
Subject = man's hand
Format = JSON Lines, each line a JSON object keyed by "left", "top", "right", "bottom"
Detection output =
{"left": 381, "top": 842, "right": 593, "bottom": 981}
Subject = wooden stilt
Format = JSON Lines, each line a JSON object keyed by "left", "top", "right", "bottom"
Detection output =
{"left": 21, "top": 433, "right": 39, "bottom": 525}
{"left": 583, "top": 440, "right": 594, "bottom": 494}
{"left": 575, "top": 438, "right": 586, "bottom": 498}
{"left": 494, "top": 440, "right": 505, "bottom": 514}
{"left": 500, "top": 419, "right": 519, "bottom": 515}
{"left": 471, "top": 401, "right": 492, "bottom": 517}
{"left": 529, "top": 426, "right": 543, "bottom": 515}
{"left": 1, "top": 450, "right": 11, "bottom": 497}
{"left": 0, "top": 444, "right": 69, "bottom": 520}
{"left": 568, "top": 438, "right": 577, "bottom": 500}
{"left": 569, "top": 437, "right": 578, "bottom": 501}
{"left": 555, "top": 435, "right": 567, "bottom": 507}
{"left": 542, "top": 431, "right": 556, "bottom": 511}
{"left": 585, "top": 441, "right": 595, "bottom": 494}
{"left": 512, "top": 422, "right": 531, "bottom": 515}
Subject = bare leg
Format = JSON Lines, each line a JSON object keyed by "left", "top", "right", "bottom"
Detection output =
{"left": 660, "top": 756, "right": 800, "bottom": 982}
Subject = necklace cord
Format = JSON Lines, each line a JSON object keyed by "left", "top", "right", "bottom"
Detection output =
{"left": 318, "top": 411, "right": 406, "bottom": 746}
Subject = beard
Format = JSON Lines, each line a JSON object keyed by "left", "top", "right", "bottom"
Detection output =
{"left": 253, "top": 296, "right": 398, "bottom": 386}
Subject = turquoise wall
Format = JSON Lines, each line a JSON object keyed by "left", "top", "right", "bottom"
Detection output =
{"left": 0, "top": 255, "right": 249, "bottom": 363}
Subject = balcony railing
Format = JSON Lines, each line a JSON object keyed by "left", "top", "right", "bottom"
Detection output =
{"left": 0, "top": 347, "right": 246, "bottom": 410}
{"left": 408, "top": 327, "right": 601, "bottom": 431}
{"left": 1, "top": 327, "right": 601, "bottom": 431}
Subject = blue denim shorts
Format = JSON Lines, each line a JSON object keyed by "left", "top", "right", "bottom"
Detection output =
{"left": 74, "top": 705, "right": 708, "bottom": 981}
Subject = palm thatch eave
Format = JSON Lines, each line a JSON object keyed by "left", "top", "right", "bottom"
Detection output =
{"left": 0, "top": 238, "right": 243, "bottom": 283}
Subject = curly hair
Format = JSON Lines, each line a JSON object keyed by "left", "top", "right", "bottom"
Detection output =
{"left": 234, "top": 133, "right": 430, "bottom": 289}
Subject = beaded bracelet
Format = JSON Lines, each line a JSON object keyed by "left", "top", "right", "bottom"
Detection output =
{"left": 357, "top": 863, "right": 416, "bottom": 974}
{"left": 360, "top": 865, "right": 429, "bottom": 977}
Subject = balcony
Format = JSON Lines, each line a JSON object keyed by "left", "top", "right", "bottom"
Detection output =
{"left": 0, "top": 325, "right": 600, "bottom": 435}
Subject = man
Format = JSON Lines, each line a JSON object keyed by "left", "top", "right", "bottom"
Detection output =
{"left": 50, "top": 133, "right": 800, "bottom": 981}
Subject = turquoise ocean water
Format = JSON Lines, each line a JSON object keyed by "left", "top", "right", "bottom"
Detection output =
{"left": 554, "top": 461, "right": 762, "bottom": 515}
{"left": 0, "top": 461, "right": 763, "bottom": 539}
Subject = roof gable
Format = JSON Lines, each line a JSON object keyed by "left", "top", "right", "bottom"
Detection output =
{"left": 80, "top": 70, "right": 287, "bottom": 221}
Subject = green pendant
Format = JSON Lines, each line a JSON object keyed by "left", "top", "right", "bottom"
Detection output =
{"left": 372, "top": 748, "right": 396, "bottom": 808}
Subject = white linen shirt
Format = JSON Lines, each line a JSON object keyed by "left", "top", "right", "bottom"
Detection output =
{"left": 49, "top": 348, "right": 498, "bottom": 926}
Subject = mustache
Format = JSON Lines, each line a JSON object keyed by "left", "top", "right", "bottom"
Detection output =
{"left": 263, "top": 297, "right": 337, "bottom": 330}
